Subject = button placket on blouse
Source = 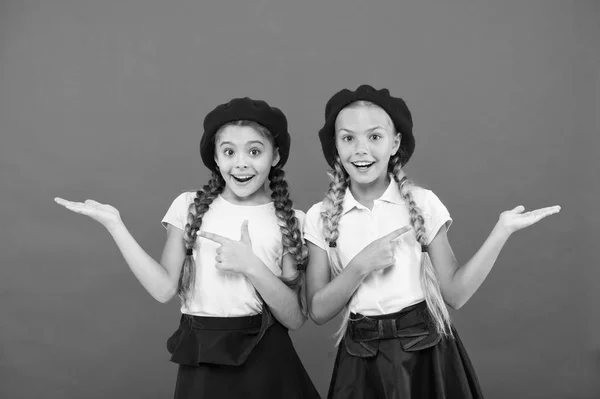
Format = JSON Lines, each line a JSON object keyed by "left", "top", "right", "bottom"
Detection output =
{"left": 359, "top": 204, "right": 377, "bottom": 241}
{"left": 369, "top": 201, "right": 381, "bottom": 240}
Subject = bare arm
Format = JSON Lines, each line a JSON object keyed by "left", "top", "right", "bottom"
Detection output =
{"left": 55, "top": 198, "right": 184, "bottom": 303}
{"left": 429, "top": 205, "right": 561, "bottom": 309}
{"left": 305, "top": 242, "right": 369, "bottom": 325}
{"left": 428, "top": 225, "right": 508, "bottom": 309}
{"left": 199, "top": 221, "right": 306, "bottom": 330}
{"left": 306, "top": 226, "right": 411, "bottom": 325}
{"left": 245, "top": 253, "right": 307, "bottom": 330}
{"left": 107, "top": 222, "right": 185, "bottom": 302}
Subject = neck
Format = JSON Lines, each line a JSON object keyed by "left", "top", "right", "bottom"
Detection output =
{"left": 349, "top": 173, "right": 391, "bottom": 209}
{"left": 220, "top": 186, "right": 271, "bottom": 206}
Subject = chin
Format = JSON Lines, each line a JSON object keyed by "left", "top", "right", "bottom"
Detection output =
{"left": 230, "top": 188, "right": 256, "bottom": 199}
{"left": 349, "top": 169, "right": 378, "bottom": 183}
{"left": 356, "top": 172, "right": 391, "bottom": 188}
{"left": 348, "top": 174, "right": 374, "bottom": 185}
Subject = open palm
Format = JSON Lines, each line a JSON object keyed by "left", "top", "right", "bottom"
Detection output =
{"left": 54, "top": 197, "right": 122, "bottom": 228}
{"left": 499, "top": 205, "right": 561, "bottom": 235}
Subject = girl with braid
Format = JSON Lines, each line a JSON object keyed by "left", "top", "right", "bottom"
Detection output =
{"left": 303, "top": 85, "right": 561, "bottom": 399}
{"left": 55, "top": 97, "right": 320, "bottom": 399}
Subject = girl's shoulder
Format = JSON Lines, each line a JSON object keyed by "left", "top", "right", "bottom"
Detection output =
{"left": 305, "top": 201, "right": 325, "bottom": 220}
{"left": 410, "top": 186, "right": 435, "bottom": 201}
{"left": 292, "top": 208, "right": 307, "bottom": 225}
{"left": 167, "top": 191, "right": 199, "bottom": 209}
{"left": 175, "top": 190, "right": 198, "bottom": 201}
{"left": 410, "top": 187, "right": 448, "bottom": 215}
{"left": 162, "top": 191, "right": 198, "bottom": 230}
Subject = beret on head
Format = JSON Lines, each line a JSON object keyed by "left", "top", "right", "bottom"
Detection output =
{"left": 318, "top": 84, "right": 415, "bottom": 168}
{"left": 200, "top": 97, "right": 290, "bottom": 173}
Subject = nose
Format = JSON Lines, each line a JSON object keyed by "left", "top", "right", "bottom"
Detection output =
{"left": 353, "top": 138, "right": 368, "bottom": 155}
{"left": 234, "top": 153, "right": 249, "bottom": 169}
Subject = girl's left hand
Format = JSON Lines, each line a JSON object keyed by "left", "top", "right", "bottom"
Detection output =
{"left": 199, "top": 220, "right": 262, "bottom": 275}
{"left": 498, "top": 205, "right": 561, "bottom": 236}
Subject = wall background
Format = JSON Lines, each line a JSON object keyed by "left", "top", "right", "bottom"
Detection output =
{"left": 1, "top": 1, "right": 598, "bottom": 398}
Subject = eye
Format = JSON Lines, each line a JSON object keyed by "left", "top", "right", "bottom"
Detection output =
{"left": 249, "top": 148, "right": 261, "bottom": 156}
{"left": 223, "top": 148, "right": 234, "bottom": 156}
{"left": 341, "top": 135, "right": 354, "bottom": 142}
{"left": 370, "top": 133, "right": 382, "bottom": 141}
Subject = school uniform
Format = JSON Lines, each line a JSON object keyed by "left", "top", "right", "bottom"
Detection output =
{"left": 162, "top": 192, "right": 320, "bottom": 399}
{"left": 303, "top": 181, "right": 484, "bottom": 399}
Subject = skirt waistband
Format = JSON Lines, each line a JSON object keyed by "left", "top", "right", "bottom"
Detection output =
{"left": 350, "top": 300, "right": 427, "bottom": 321}
{"left": 168, "top": 309, "right": 274, "bottom": 367}
{"left": 344, "top": 301, "right": 442, "bottom": 356}
{"left": 181, "top": 313, "right": 263, "bottom": 331}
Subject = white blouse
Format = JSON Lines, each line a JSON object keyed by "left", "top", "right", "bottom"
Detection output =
{"left": 303, "top": 181, "right": 451, "bottom": 316}
{"left": 162, "top": 192, "right": 305, "bottom": 317}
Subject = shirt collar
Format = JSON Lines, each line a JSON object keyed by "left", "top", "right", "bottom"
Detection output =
{"left": 341, "top": 176, "right": 405, "bottom": 215}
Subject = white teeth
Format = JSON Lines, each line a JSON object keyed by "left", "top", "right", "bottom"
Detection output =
{"left": 352, "top": 161, "right": 374, "bottom": 167}
{"left": 232, "top": 175, "right": 254, "bottom": 182}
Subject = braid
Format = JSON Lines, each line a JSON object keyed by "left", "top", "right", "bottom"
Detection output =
{"left": 319, "top": 157, "right": 351, "bottom": 345}
{"left": 321, "top": 157, "right": 350, "bottom": 276}
{"left": 390, "top": 154, "right": 453, "bottom": 337}
{"left": 178, "top": 172, "right": 225, "bottom": 305}
{"left": 269, "top": 165, "right": 309, "bottom": 314}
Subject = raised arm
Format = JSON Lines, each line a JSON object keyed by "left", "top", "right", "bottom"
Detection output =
{"left": 55, "top": 198, "right": 185, "bottom": 302}
{"left": 428, "top": 205, "right": 561, "bottom": 309}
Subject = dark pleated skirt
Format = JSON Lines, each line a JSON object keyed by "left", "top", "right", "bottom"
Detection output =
{"left": 166, "top": 309, "right": 321, "bottom": 399}
{"left": 328, "top": 301, "right": 484, "bottom": 399}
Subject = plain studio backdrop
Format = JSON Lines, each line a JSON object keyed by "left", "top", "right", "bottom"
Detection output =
{"left": 1, "top": 1, "right": 598, "bottom": 398}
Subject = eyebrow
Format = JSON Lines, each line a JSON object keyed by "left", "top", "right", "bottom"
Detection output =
{"left": 218, "top": 140, "right": 266, "bottom": 147}
{"left": 337, "top": 125, "right": 387, "bottom": 134}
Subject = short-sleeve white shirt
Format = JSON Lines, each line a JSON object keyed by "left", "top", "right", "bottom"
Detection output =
{"left": 162, "top": 192, "right": 305, "bottom": 317}
{"left": 303, "top": 181, "right": 452, "bottom": 316}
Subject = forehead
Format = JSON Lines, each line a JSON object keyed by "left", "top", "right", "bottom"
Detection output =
{"left": 335, "top": 105, "right": 394, "bottom": 132}
{"left": 215, "top": 125, "right": 270, "bottom": 145}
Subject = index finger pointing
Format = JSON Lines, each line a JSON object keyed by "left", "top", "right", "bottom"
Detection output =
{"left": 386, "top": 225, "right": 412, "bottom": 241}
{"left": 198, "top": 231, "right": 231, "bottom": 245}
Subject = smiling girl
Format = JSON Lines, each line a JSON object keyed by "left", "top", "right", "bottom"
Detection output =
{"left": 303, "top": 85, "right": 560, "bottom": 398}
{"left": 55, "top": 97, "right": 320, "bottom": 399}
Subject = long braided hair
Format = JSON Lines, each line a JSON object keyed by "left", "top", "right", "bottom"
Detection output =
{"left": 389, "top": 153, "right": 453, "bottom": 337}
{"left": 178, "top": 120, "right": 308, "bottom": 313}
{"left": 320, "top": 101, "right": 452, "bottom": 346}
{"left": 178, "top": 172, "right": 225, "bottom": 305}
{"left": 270, "top": 164, "right": 309, "bottom": 313}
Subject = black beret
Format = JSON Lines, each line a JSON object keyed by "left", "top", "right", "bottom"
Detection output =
{"left": 200, "top": 97, "right": 291, "bottom": 173}
{"left": 318, "top": 85, "right": 415, "bottom": 168}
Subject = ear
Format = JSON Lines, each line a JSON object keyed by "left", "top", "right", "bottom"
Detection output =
{"left": 271, "top": 148, "right": 281, "bottom": 167}
{"left": 391, "top": 133, "right": 401, "bottom": 155}
{"left": 213, "top": 153, "right": 222, "bottom": 174}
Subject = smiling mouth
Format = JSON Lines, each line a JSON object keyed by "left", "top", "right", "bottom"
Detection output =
{"left": 232, "top": 174, "right": 255, "bottom": 183}
{"left": 351, "top": 161, "right": 375, "bottom": 170}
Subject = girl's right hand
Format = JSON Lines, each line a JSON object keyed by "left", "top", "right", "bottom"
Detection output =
{"left": 54, "top": 197, "right": 123, "bottom": 230}
{"left": 348, "top": 225, "right": 412, "bottom": 275}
